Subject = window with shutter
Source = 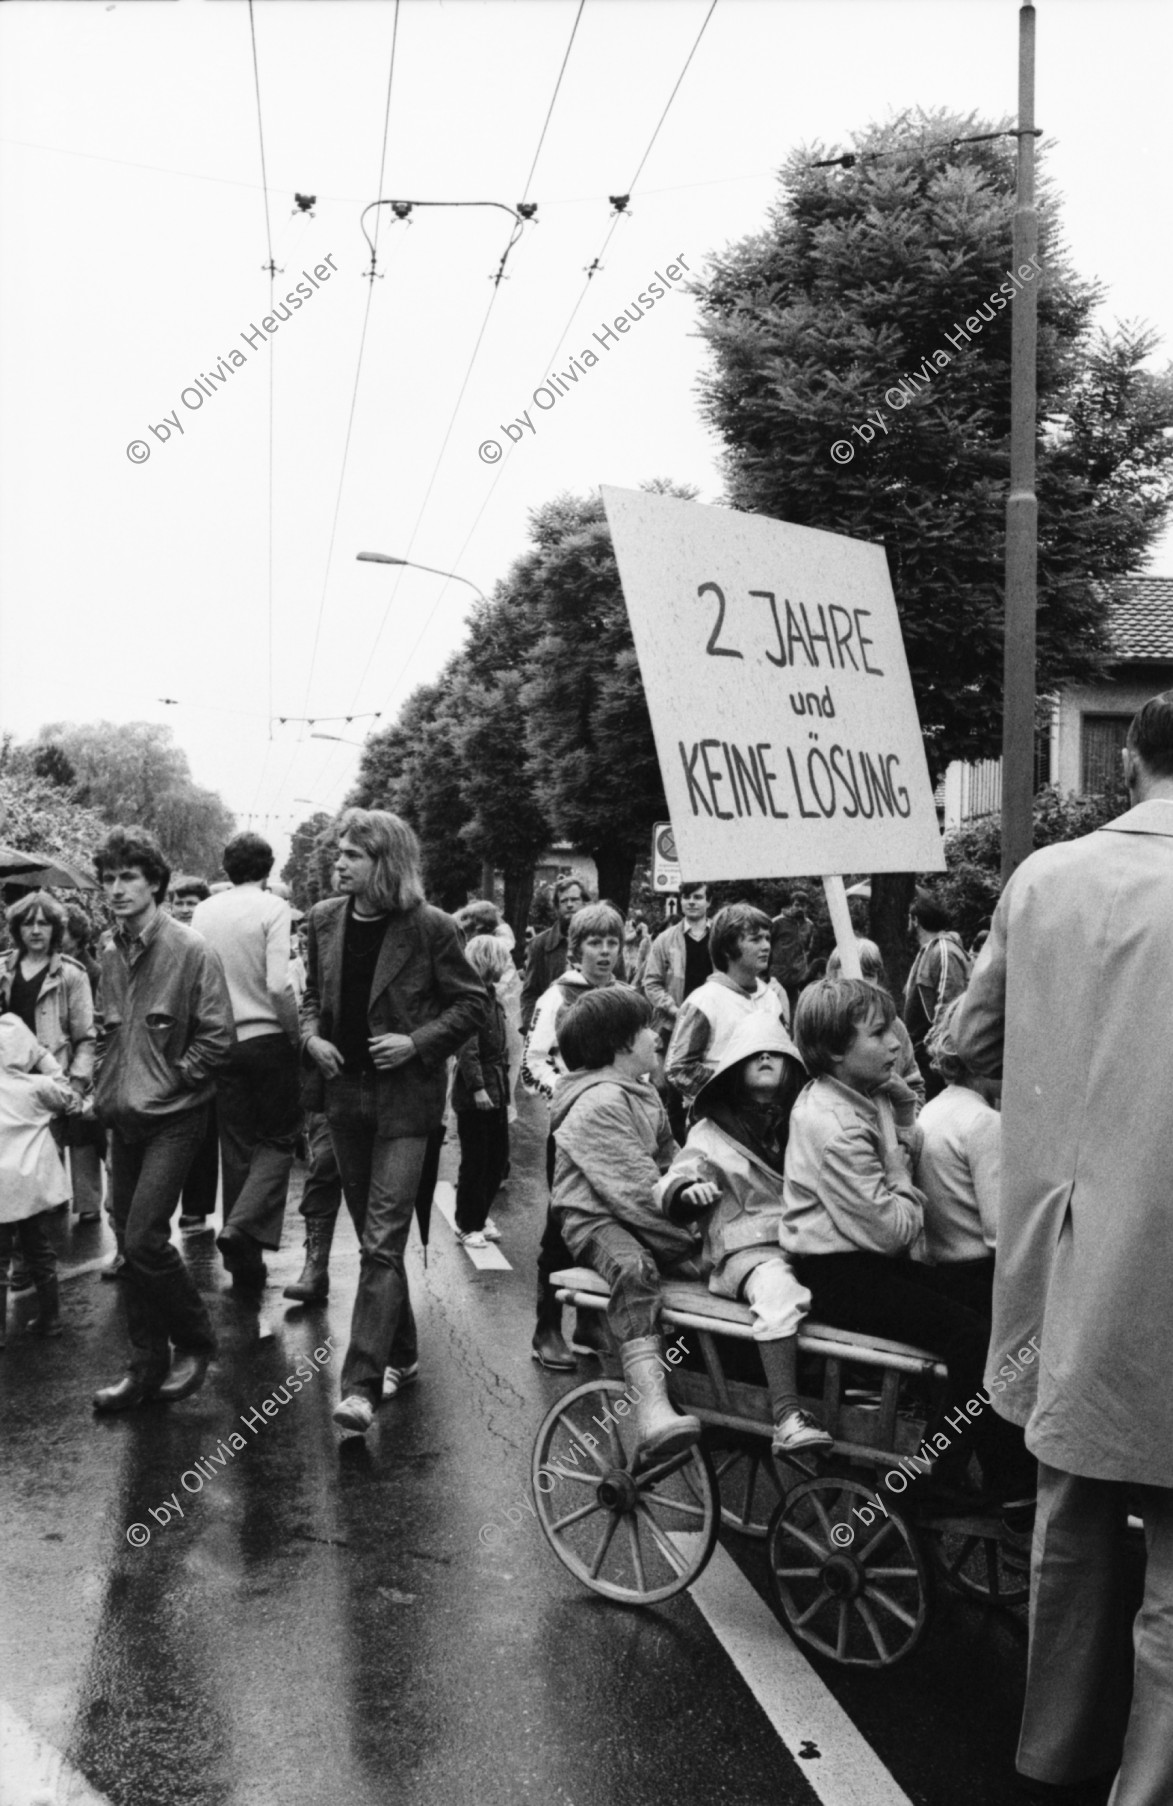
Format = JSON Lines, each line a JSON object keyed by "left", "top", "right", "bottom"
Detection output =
{"left": 1080, "top": 714, "right": 1133, "bottom": 794}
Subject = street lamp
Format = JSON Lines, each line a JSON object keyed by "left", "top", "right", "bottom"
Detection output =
{"left": 356, "top": 552, "right": 488, "bottom": 604}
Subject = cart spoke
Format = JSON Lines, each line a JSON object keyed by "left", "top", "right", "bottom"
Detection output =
{"left": 983, "top": 1542, "right": 1002, "bottom": 1598}
{"left": 780, "top": 1519, "right": 832, "bottom": 1562}
{"left": 562, "top": 1418, "right": 611, "bottom": 1476}
{"left": 943, "top": 1534, "right": 981, "bottom": 1579}
{"left": 549, "top": 1498, "right": 607, "bottom": 1536}
{"left": 639, "top": 1489, "right": 708, "bottom": 1521}
{"left": 836, "top": 1601, "right": 849, "bottom": 1661}
{"left": 626, "top": 1513, "right": 648, "bottom": 1592}
{"left": 588, "top": 1509, "right": 621, "bottom": 1579}
{"left": 543, "top": 1461, "right": 598, "bottom": 1487}
{"left": 773, "top": 1566, "right": 823, "bottom": 1579}
{"left": 853, "top": 1595, "right": 891, "bottom": 1662}
{"left": 792, "top": 1586, "right": 834, "bottom": 1629}
{"left": 865, "top": 1584, "right": 918, "bottom": 1629}
{"left": 635, "top": 1504, "right": 691, "bottom": 1576}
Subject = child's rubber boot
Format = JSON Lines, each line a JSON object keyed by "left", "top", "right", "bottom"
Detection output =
{"left": 620, "top": 1336, "right": 700, "bottom": 1463}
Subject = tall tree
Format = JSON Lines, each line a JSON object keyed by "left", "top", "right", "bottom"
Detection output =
{"left": 693, "top": 107, "right": 1173, "bottom": 982}
{"left": 516, "top": 485, "right": 693, "bottom": 910}
{"left": 30, "top": 720, "right": 236, "bottom": 877}
{"left": 282, "top": 811, "right": 336, "bottom": 911}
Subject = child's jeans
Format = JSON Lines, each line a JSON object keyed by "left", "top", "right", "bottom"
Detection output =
{"left": 454, "top": 1104, "right": 510, "bottom": 1235}
{"left": 742, "top": 1258, "right": 810, "bottom": 1340}
{"left": 574, "top": 1220, "right": 699, "bottom": 1344}
{"left": 0, "top": 1214, "right": 57, "bottom": 1285}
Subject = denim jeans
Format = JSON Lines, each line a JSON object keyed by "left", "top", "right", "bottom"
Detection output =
{"left": 299, "top": 1111, "right": 343, "bottom": 1222}
{"left": 326, "top": 1073, "right": 427, "bottom": 1406}
{"left": 575, "top": 1219, "right": 699, "bottom": 1345}
{"left": 180, "top": 1099, "right": 220, "bottom": 1219}
{"left": 216, "top": 1033, "right": 300, "bottom": 1248}
{"left": 109, "top": 1108, "right": 217, "bottom": 1380}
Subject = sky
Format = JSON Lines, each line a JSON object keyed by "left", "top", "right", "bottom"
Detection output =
{"left": 1, "top": 0, "right": 1170, "bottom": 872}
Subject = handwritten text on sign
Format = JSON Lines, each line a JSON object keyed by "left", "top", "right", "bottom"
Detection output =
{"left": 601, "top": 488, "right": 944, "bottom": 879}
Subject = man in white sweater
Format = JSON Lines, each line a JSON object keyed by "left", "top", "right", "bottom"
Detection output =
{"left": 192, "top": 833, "right": 300, "bottom": 1289}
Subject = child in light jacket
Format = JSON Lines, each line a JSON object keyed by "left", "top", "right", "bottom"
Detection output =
{"left": 550, "top": 986, "right": 704, "bottom": 1462}
{"left": 0, "top": 1013, "right": 77, "bottom": 1346}
{"left": 658, "top": 1015, "right": 831, "bottom": 1456}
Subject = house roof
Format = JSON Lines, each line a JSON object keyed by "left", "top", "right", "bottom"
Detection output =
{"left": 1101, "top": 575, "right": 1173, "bottom": 662}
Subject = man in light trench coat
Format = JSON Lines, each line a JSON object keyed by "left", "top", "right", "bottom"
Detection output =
{"left": 956, "top": 690, "right": 1173, "bottom": 1806}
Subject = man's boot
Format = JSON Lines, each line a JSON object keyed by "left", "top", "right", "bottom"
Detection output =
{"left": 283, "top": 1217, "right": 335, "bottom": 1302}
{"left": 620, "top": 1335, "right": 701, "bottom": 1462}
{"left": 27, "top": 1277, "right": 62, "bottom": 1338}
{"left": 531, "top": 1287, "right": 576, "bottom": 1371}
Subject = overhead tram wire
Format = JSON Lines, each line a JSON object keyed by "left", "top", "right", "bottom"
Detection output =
{"left": 338, "top": 0, "right": 721, "bottom": 761}
{"left": 265, "top": 0, "right": 403, "bottom": 826}
{"left": 245, "top": 0, "right": 280, "bottom": 822}
{"left": 311, "top": 4, "right": 592, "bottom": 789}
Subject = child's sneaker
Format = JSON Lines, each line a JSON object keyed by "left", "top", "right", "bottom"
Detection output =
{"left": 457, "top": 1229, "right": 488, "bottom": 1250}
{"left": 481, "top": 1218, "right": 502, "bottom": 1241}
{"left": 772, "top": 1409, "right": 833, "bottom": 1455}
{"left": 383, "top": 1361, "right": 419, "bottom": 1399}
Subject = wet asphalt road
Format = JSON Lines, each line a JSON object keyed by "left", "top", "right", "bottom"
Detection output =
{"left": 0, "top": 1095, "right": 1074, "bottom": 1806}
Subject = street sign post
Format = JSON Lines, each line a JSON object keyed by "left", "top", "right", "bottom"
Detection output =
{"left": 651, "top": 821, "right": 682, "bottom": 892}
{"left": 602, "top": 487, "right": 945, "bottom": 976}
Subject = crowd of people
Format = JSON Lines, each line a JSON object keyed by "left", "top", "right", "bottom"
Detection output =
{"left": 1, "top": 688, "right": 1171, "bottom": 1806}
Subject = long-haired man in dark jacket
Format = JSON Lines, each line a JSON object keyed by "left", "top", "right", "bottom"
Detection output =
{"left": 301, "top": 810, "right": 486, "bottom": 1436}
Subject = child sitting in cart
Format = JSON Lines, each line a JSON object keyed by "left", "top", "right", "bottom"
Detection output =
{"left": 657, "top": 1015, "right": 833, "bottom": 1457}
{"left": 781, "top": 978, "right": 1035, "bottom": 1521}
{"left": 549, "top": 986, "right": 707, "bottom": 1463}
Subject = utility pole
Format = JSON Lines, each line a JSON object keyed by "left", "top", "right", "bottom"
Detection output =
{"left": 1001, "top": 1, "right": 1039, "bottom": 882}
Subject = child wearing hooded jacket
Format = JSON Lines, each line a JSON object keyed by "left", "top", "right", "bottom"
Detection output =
{"left": 0, "top": 1013, "right": 78, "bottom": 1347}
{"left": 657, "top": 1015, "right": 832, "bottom": 1456}
{"left": 550, "top": 985, "right": 705, "bottom": 1462}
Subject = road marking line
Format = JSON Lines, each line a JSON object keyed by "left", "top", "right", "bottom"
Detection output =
{"left": 432, "top": 1180, "right": 511, "bottom": 1271}
{"left": 0, "top": 1700, "right": 115, "bottom": 1806}
{"left": 684, "top": 1542, "right": 915, "bottom": 1806}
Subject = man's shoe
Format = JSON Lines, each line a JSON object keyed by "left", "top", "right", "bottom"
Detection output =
{"left": 99, "top": 1253, "right": 127, "bottom": 1282}
{"left": 531, "top": 1326, "right": 577, "bottom": 1371}
{"left": 772, "top": 1409, "right": 834, "bottom": 1455}
{"left": 333, "top": 1394, "right": 374, "bottom": 1434}
{"left": 93, "top": 1373, "right": 161, "bottom": 1413}
{"left": 156, "top": 1349, "right": 212, "bottom": 1403}
{"left": 283, "top": 1218, "right": 334, "bottom": 1302}
{"left": 217, "top": 1226, "right": 267, "bottom": 1291}
{"left": 383, "top": 1361, "right": 420, "bottom": 1399}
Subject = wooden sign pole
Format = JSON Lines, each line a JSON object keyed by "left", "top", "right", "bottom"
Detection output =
{"left": 822, "top": 875, "right": 862, "bottom": 978}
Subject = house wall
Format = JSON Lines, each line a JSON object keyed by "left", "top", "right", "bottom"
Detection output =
{"left": 1054, "top": 669, "right": 1173, "bottom": 794}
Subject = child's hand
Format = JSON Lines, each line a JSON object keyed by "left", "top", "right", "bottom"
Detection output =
{"left": 473, "top": 1088, "right": 494, "bottom": 1112}
{"left": 680, "top": 1180, "right": 720, "bottom": 1212}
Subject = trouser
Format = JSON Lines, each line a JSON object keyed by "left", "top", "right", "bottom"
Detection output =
{"left": 536, "top": 1131, "right": 577, "bottom": 1310}
{"left": 0, "top": 1214, "right": 57, "bottom": 1285}
{"left": 1019, "top": 1465, "right": 1173, "bottom": 1806}
{"left": 454, "top": 1104, "right": 510, "bottom": 1234}
{"left": 109, "top": 1111, "right": 217, "bottom": 1381}
{"left": 792, "top": 1249, "right": 1035, "bottom": 1498}
{"left": 299, "top": 1111, "right": 343, "bottom": 1221}
{"left": 180, "top": 1100, "right": 220, "bottom": 1219}
{"left": 573, "top": 1220, "right": 699, "bottom": 1345}
{"left": 919, "top": 1255, "right": 995, "bottom": 1322}
{"left": 741, "top": 1258, "right": 810, "bottom": 1340}
{"left": 326, "top": 1074, "right": 427, "bottom": 1407}
{"left": 216, "top": 1034, "right": 300, "bottom": 1249}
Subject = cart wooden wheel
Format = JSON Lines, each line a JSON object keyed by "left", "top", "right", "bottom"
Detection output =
{"left": 532, "top": 1379, "right": 719, "bottom": 1605}
{"left": 766, "top": 1476, "right": 932, "bottom": 1668}
{"left": 925, "top": 1515, "right": 1030, "bottom": 1609}
{"left": 706, "top": 1435, "right": 821, "bottom": 1541}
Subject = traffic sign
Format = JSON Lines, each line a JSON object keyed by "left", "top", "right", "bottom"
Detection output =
{"left": 651, "top": 821, "right": 681, "bottom": 891}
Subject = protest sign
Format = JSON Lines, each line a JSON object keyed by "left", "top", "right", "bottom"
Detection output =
{"left": 601, "top": 486, "right": 945, "bottom": 883}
